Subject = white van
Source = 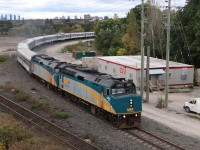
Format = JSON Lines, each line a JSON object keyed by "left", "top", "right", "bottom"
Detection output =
{"left": 183, "top": 98, "right": 200, "bottom": 114}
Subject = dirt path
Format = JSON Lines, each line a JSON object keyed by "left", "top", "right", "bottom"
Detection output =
{"left": 0, "top": 36, "right": 27, "bottom": 55}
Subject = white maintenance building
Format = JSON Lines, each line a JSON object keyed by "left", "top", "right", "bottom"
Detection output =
{"left": 82, "top": 56, "right": 194, "bottom": 89}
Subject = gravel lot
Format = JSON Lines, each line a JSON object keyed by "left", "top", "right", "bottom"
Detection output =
{"left": 0, "top": 37, "right": 200, "bottom": 149}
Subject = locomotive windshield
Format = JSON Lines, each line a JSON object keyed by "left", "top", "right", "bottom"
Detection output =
{"left": 112, "top": 88, "right": 125, "bottom": 95}
{"left": 111, "top": 80, "right": 136, "bottom": 96}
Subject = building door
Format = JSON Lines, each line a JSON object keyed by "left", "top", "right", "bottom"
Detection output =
{"left": 150, "top": 75, "right": 158, "bottom": 86}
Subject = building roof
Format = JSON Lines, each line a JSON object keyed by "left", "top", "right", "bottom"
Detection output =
{"left": 97, "top": 55, "right": 194, "bottom": 70}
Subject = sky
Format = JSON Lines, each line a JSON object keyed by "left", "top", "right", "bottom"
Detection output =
{"left": 0, "top": 0, "right": 187, "bottom": 19}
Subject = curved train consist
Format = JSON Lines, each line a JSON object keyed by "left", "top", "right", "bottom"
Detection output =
{"left": 17, "top": 32, "right": 142, "bottom": 128}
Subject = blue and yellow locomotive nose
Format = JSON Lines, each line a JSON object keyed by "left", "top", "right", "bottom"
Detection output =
{"left": 105, "top": 80, "right": 142, "bottom": 128}
{"left": 110, "top": 94, "right": 142, "bottom": 114}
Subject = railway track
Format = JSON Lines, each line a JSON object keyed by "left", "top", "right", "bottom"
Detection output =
{"left": 124, "top": 128, "right": 184, "bottom": 150}
{"left": 0, "top": 95, "right": 100, "bottom": 150}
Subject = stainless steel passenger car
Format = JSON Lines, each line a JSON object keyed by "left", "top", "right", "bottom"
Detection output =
{"left": 17, "top": 42, "right": 36, "bottom": 72}
{"left": 17, "top": 32, "right": 95, "bottom": 72}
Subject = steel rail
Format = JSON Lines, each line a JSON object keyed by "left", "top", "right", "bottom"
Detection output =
{"left": 0, "top": 95, "right": 100, "bottom": 150}
{"left": 124, "top": 128, "right": 185, "bottom": 150}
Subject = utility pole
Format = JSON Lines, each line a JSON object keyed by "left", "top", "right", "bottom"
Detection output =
{"left": 165, "top": 0, "right": 171, "bottom": 109}
{"left": 146, "top": 46, "right": 150, "bottom": 103}
{"left": 140, "top": 0, "right": 145, "bottom": 101}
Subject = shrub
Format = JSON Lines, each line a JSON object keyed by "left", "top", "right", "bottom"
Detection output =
{"left": 156, "top": 97, "right": 165, "bottom": 109}
{"left": 29, "top": 100, "right": 50, "bottom": 111}
{"left": 0, "top": 55, "right": 7, "bottom": 63}
{"left": 53, "top": 110, "right": 69, "bottom": 119}
{"left": 62, "top": 41, "right": 88, "bottom": 53}
{"left": 3, "top": 82, "right": 14, "bottom": 92}
{"left": 31, "top": 87, "right": 37, "bottom": 91}
{"left": 0, "top": 125, "right": 30, "bottom": 149}
{"left": 16, "top": 92, "right": 30, "bottom": 101}
{"left": 62, "top": 45, "right": 73, "bottom": 53}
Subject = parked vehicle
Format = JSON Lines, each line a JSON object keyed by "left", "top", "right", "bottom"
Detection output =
{"left": 183, "top": 98, "right": 200, "bottom": 114}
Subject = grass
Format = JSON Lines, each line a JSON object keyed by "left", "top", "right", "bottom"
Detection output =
{"left": 169, "top": 86, "right": 193, "bottom": 90}
{"left": 2, "top": 82, "right": 19, "bottom": 95}
{"left": 169, "top": 86, "right": 193, "bottom": 93}
{"left": 0, "top": 125, "right": 30, "bottom": 143}
{"left": 0, "top": 113, "right": 59, "bottom": 150}
{"left": 189, "top": 141, "right": 200, "bottom": 147}
{"left": 16, "top": 92, "right": 30, "bottom": 101}
{"left": 0, "top": 55, "right": 7, "bottom": 63}
{"left": 156, "top": 97, "right": 165, "bottom": 109}
{"left": 15, "top": 91, "right": 51, "bottom": 111}
{"left": 176, "top": 112, "right": 182, "bottom": 114}
{"left": 155, "top": 127, "right": 171, "bottom": 135}
{"left": 6, "top": 48, "right": 16, "bottom": 52}
{"left": 31, "top": 87, "right": 37, "bottom": 91}
{"left": 28, "top": 99, "right": 50, "bottom": 111}
{"left": 53, "top": 110, "right": 69, "bottom": 119}
{"left": 62, "top": 40, "right": 93, "bottom": 53}
{"left": 3, "top": 82, "right": 14, "bottom": 92}
{"left": 172, "top": 133, "right": 179, "bottom": 137}
{"left": 2, "top": 83, "right": 68, "bottom": 118}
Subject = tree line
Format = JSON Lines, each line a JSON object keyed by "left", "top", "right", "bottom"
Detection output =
{"left": 0, "top": 19, "right": 96, "bottom": 37}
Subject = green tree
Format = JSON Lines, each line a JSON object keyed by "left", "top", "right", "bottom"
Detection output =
{"left": 0, "top": 21, "right": 13, "bottom": 35}
{"left": 117, "top": 48, "right": 127, "bottom": 56}
{"left": 145, "top": 1, "right": 166, "bottom": 58}
{"left": 122, "top": 9, "right": 140, "bottom": 55}
{"left": 171, "top": 0, "right": 200, "bottom": 67}
{"left": 94, "top": 19, "right": 125, "bottom": 55}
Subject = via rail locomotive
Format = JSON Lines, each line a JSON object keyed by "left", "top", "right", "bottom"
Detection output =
{"left": 17, "top": 32, "right": 142, "bottom": 128}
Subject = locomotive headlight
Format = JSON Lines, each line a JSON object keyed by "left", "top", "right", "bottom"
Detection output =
{"left": 123, "top": 115, "right": 126, "bottom": 118}
{"left": 135, "top": 114, "right": 138, "bottom": 117}
{"left": 130, "top": 99, "right": 133, "bottom": 107}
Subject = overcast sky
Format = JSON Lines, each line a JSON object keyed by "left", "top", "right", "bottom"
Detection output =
{"left": 0, "top": 0, "right": 186, "bottom": 19}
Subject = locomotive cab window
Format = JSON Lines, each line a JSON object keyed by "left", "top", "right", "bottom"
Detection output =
{"left": 103, "top": 88, "right": 110, "bottom": 96}
{"left": 107, "top": 89, "right": 110, "bottom": 96}
{"left": 112, "top": 88, "right": 125, "bottom": 95}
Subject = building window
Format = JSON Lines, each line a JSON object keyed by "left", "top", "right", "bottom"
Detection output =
{"left": 181, "top": 68, "right": 188, "bottom": 80}
{"left": 169, "top": 72, "right": 171, "bottom": 78}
